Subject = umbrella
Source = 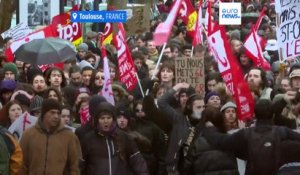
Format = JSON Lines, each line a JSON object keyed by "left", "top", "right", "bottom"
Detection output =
{"left": 14, "top": 37, "right": 76, "bottom": 65}
{"left": 242, "top": 12, "right": 269, "bottom": 24}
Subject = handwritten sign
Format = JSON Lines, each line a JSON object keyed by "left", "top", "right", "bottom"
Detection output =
{"left": 175, "top": 57, "right": 205, "bottom": 96}
{"left": 276, "top": 0, "right": 300, "bottom": 59}
{"left": 1, "top": 22, "right": 32, "bottom": 40}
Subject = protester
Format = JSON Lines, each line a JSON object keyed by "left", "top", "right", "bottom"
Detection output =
{"left": 19, "top": 99, "right": 82, "bottom": 175}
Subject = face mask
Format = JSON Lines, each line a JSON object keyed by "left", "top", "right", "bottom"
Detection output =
{"left": 191, "top": 111, "right": 202, "bottom": 120}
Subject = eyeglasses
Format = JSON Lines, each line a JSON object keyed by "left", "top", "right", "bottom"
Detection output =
{"left": 95, "top": 76, "right": 104, "bottom": 80}
{"left": 135, "top": 109, "right": 144, "bottom": 113}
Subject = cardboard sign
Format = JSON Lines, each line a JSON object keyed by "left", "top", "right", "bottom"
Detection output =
{"left": 175, "top": 57, "right": 205, "bottom": 96}
{"left": 123, "top": 4, "right": 150, "bottom": 36}
{"left": 1, "top": 22, "right": 32, "bottom": 40}
{"left": 275, "top": 0, "right": 300, "bottom": 60}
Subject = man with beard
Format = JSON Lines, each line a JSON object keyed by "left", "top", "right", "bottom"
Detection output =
{"left": 19, "top": 99, "right": 82, "bottom": 175}
{"left": 68, "top": 65, "right": 83, "bottom": 88}
{"left": 247, "top": 67, "right": 272, "bottom": 100}
{"left": 157, "top": 82, "right": 205, "bottom": 174}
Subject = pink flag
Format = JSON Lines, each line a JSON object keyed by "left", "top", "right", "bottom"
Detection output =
{"left": 113, "top": 23, "right": 138, "bottom": 91}
{"left": 5, "top": 25, "right": 57, "bottom": 62}
{"left": 243, "top": 7, "right": 270, "bottom": 70}
{"left": 208, "top": 22, "right": 254, "bottom": 121}
{"left": 192, "top": 0, "right": 203, "bottom": 46}
{"left": 153, "top": 0, "right": 183, "bottom": 46}
{"left": 99, "top": 46, "right": 115, "bottom": 106}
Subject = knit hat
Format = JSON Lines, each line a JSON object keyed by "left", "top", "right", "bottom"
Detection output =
{"left": 29, "top": 95, "right": 44, "bottom": 113}
{"left": 3, "top": 63, "right": 18, "bottom": 78}
{"left": 89, "top": 95, "right": 107, "bottom": 118}
{"left": 93, "top": 102, "right": 116, "bottom": 124}
{"left": 220, "top": 101, "right": 237, "bottom": 112}
{"left": 41, "top": 99, "right": 62, "bottom": 119}
{"left": 78, "top": 60, "right": 94, "bottom": 70}
{"left": 0, "top": 80, "right": 17, "bottom": 92}
{"left": 116, "top": 106, "right": 131, "bottom": 119}
{"left": 78, "top": 43, "right": 89, "bottom": 52}
{"left": 204, "top": 91, "right": 219, "bottom": 104}
{"left": 75, "top": 87, "right": 91, "bottom": 99}
{"left": 15, "top": 94, "right": 31, "bottom": 108}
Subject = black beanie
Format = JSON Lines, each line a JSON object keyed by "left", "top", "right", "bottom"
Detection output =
{"left": 89, "top": 95, "right": 107, "bottom": 118}
{"left": 41, "top": 99, "right": 62, "bottom": 119}
{"left": 93, "top": 102, "right": 115, "bottom": 125}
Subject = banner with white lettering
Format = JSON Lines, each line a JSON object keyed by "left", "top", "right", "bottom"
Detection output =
{"left": 275, "top": 0, "right": 300, "bottom": 60}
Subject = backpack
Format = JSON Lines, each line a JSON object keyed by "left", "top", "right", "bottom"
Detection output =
{"left": 0, "top": 126, "right": 15, "bottom": 175}
{"left": 246, "top": 126, "right": 282, "bottom": 175}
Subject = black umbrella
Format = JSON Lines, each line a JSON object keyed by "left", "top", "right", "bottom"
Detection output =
{"left": 15, "top": 37, "right": 76, "bottom": 65}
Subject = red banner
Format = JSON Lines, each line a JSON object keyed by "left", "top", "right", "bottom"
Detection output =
{"left": 51, "top": 5, "right": 82, "bottom": 47}
{"left": 113, "top": 23, "right": 138, "bottom": 91}
{"left": 178, "top": 0, "right": 197, "bottom": 37}
{"left": 99, "top": 23, "right": 113, "bottom": 46}
{"left": 208, "top": 19, "right": 254, "bottom": 121}
{"left": 192, "top": 0, "right": 203, "bottom": 46}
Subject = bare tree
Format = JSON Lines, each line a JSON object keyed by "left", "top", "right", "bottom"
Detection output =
{"left": 0, "top": 0, "right": 17, "bottom": 45}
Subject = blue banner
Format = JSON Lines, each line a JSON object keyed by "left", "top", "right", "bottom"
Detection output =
{"left": 70, "top": 11, "right": 127, "bottom": 23}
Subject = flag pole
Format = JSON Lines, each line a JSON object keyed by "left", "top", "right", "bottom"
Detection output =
{"left": 135, "top": 72, "right": 145, "bottom": 98}
{"left": 191, "top": 46, "right": 194, "bottom": 58}
{"left": 145, "top": 42, "right": 167, "bottom": 95}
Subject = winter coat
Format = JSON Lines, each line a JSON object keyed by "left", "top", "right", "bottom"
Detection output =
{"left": 81, "top": 128, "right": 149, "bottom": 175}
{"left": 19, "top": 118, "right": 82, "bottom": 175}
{"left": 273, "top": 98, "right": 298, "bottom": 129}
{"left": 203, "top": 120, "right": 300, "bottom": 175}
{"left": 183, "top": 127, "right": 239, "bottom": 175}
{"left": 157, "top": 89, "right": 191, "bottom": 172}
{"left": 131, "top": 118, "right": 166, "bottom": 175}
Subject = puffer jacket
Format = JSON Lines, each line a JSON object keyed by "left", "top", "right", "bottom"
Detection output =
{"left": 19, "top": 118, "right": 82, "bottom": 175}
{"left": 81, "top": 128, "right": 149, "bottom": 175}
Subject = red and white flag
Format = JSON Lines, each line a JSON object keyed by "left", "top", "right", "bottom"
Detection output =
{"left": 113, "top": 23, "right": 138, "bottom": 91}
{"left": 178, "top": 0, "right": 197, "bottom": 37}
{"left": 192, "top": 0, "right": 204, "bottom": 46}
{"left": 5, "top": 25, "right": 57, "bottom": 62}
{"left": 79, "top": 105, "right": 90, "bottom": 125}
{"left": 243, "top": 7, "right": 270, "bottom": 70}
{"left": 208, "top": 21, "right": 254, "bottom": 121}
{"left": 99, "top": 46, "right": 115, "bottom": 106}
{"left": 99, "top": 23, "right": 113, "bottom": 46}
{"left": 153, "top": 0, "right": 183, "bottom": 46}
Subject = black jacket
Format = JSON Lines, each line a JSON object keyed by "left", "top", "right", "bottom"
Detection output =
{"left": 204, "top": 120, "right": 300, "bottom": 175}
{"left": 81, "top": 128, "right": 149, "bottom": 175}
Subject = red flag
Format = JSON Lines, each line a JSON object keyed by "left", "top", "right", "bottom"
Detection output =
{"left": 99, "top": 23, "right": 113, "bottom": 46}
{"left": 208, "top": 23, "right": 254, "bottom": 121}
{"left": 5, "top": 25, "right": 57, "bottom": 62}
{"left": 192, "top": 0, "right": 203, "bottom": 46}
{"left": 79, "top": 105, "right": 90, "bottom": 125}
{"left": 153, "top": 0, "right": 183, "bottom": 46}
{"left": 178, "top": 0, "right": 197, "bottom": 37}
{"left": 113, "top": 23, "right": 138, "bottom": 91}
{"left": 243, "top": 7, "right": 270, "bottom": 70}
{"left": 100, "top": 46, "right": 115, "bottom": 106}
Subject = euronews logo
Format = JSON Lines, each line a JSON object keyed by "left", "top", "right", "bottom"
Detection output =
{"left": 219, "top": 2, "right": 241, "bottom": 25}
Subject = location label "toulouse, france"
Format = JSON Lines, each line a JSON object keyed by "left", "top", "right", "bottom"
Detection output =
{"left": 71, "top": 11, "right": 127, "bottom": 23}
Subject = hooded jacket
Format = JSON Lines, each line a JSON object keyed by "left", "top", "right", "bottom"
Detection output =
{"left": 19, "top": 117, "right": 82, "bottom": 175}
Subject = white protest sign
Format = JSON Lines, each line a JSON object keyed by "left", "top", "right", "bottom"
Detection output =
{"left": 276, "top": 0, "right": 300, "bottom": 60}
{"left": 1, "top": 22, "right": 32, "bottom": 40}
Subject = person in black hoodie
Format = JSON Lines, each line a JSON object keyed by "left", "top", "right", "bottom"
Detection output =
{"left": 204, "top": 99, "right": 300, "bottom": 175}
{"left": 80, "top": 101, "right": 149, "bottom": 175}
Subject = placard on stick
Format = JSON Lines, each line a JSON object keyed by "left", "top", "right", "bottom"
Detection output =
{"left": 175, "top": 57, "right": 205, "bottom": 96}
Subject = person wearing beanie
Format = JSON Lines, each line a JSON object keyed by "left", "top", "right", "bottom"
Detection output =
{"left": 220, "top": 101, "right": 238, "bottom": 132}
{"left": 204, "top": 99, "right": 300, "bottom": 175}
{"left": 29, "top": 95, "right": 44, "bottom": 117}
{"left": 80, "top": 101, "right": 149, "bottom": 175}
{"left": 75, "top": 95, "right": 107, "bottom": 144}
{"left": 116, "top": 106, "right": 131, "bottom": 130}
{"left": 3, "top": 63, "right": 19, "bottom": 81}
{"left": 0, "top": 79, "right": 17, "bottom": 106}
{"left": 77, "top": 43, "right": 89, "bottom": 62}
{"left": 19, "top": 98, "right": 81, "bottom": 175}
{"left": 205, "top": 91, "right": 221, "bottom": 108}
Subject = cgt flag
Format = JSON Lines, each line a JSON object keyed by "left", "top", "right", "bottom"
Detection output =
{"left": 243, "top": 7, "right": 270, "bottom": 70}
{"left": 207, "top": 21, "right": 254, "bottom": 121}
{"left": 178, "top": 0, "right": 197, "bottom": 37}
{"left": 113, "top": 23, "right": 138, "bottom": 91}
{"left": 192, "top": 0, "right": 204, "bottom": 46}
{"left": 99, "top": 23, "right": 113, "bottom": 46}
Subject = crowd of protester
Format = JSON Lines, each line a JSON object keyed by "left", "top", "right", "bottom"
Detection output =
{"left": 0, "top": 0, "right": 300, "bottom": 175}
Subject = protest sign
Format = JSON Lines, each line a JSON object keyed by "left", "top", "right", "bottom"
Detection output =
{"left": 123, "top": 4, "right": 150, "bottom": 36}
{"left": 175, "top": 57, "right": 205, "bottom": 96}
{"left": 1, "top": 22, "right": 32, "bottom": 40}
{"left": 275, "top": 0, "right": 300, "bottom": 60}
